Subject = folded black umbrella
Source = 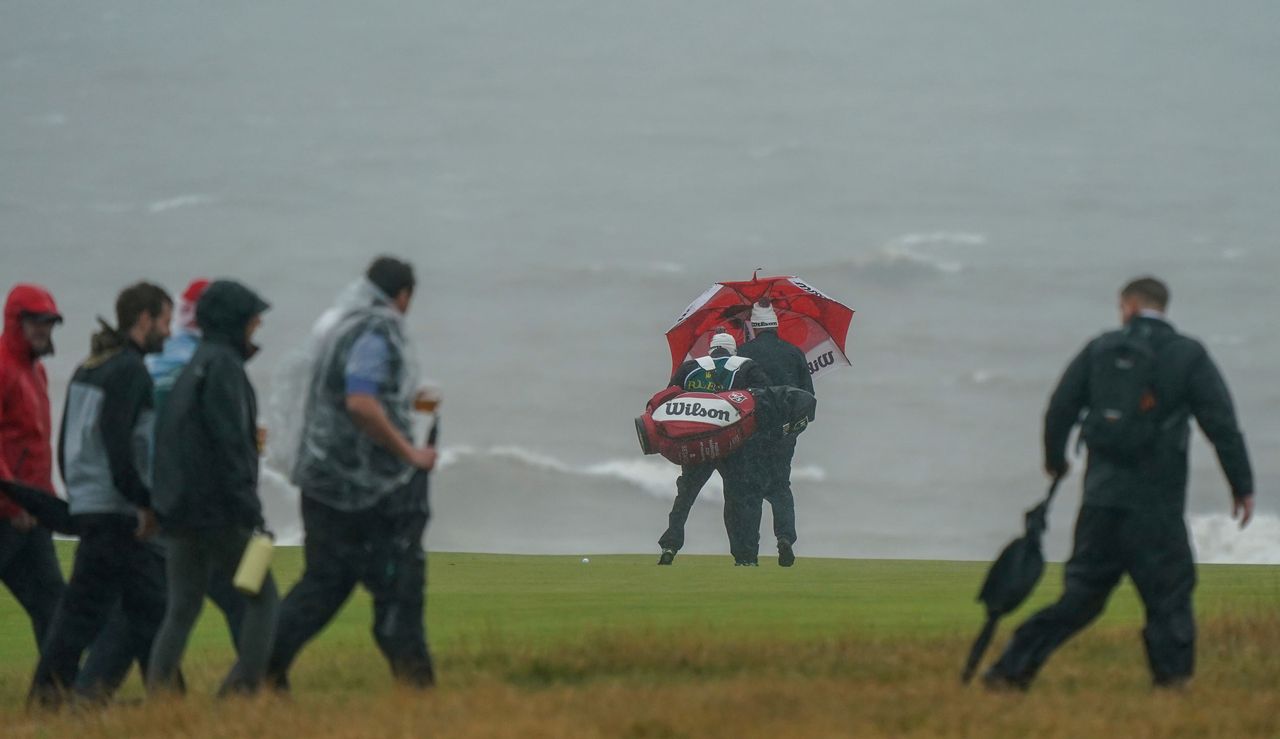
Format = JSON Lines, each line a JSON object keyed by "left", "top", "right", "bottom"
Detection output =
{"left": 0, "top": 478, "right": 74, "bottom": 535}
{"left": 960, "top": 476, "right": 1063, "bottom": 684}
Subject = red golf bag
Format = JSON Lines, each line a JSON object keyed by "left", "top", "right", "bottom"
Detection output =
{"left": 635, "top": 386, "right": 759, "bottom": 465}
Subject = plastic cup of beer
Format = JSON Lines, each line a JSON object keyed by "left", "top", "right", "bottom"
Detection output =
{"left": 414, "top": 385, "right": 441, "bottom": 414}
{"left": 256, "top": 426, "right": 267, "bottom": 455}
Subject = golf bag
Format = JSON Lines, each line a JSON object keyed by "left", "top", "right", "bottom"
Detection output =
{"left": 635, "top": 385, "right": 815, "bottom": 466}
{"left": 635, "top": 387, "right": 759, "bottom": 466}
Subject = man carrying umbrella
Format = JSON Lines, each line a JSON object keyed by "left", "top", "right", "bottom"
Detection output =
{"left": 664, "top": 274, "right": 849, "bottom": 567}
{"left": 983, "top": 277, "right": 1255, "bottom": 690}
{"left": 735, "top": 299, "right": 814, "bottom": 567}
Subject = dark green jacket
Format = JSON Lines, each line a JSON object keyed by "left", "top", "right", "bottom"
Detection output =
{"left": 153, "top": 281, "right": 269, "bottom": 530}
{"left": 1045, "top": 316, "right": 1253, "bottom": 511}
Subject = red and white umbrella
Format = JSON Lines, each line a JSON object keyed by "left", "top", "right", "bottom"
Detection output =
{"left": 666, "top": 274, "right": 855, "bottom": 379}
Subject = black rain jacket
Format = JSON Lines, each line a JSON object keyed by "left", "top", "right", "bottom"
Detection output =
{"left": 1046, "top": 315, "right": 1253, "bottom": 512}
{"left": 153, "top": 281, "right": 270, "bottom": 531}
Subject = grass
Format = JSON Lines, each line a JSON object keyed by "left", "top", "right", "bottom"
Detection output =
{"left": 1, "top": 545, "right": 1278, "bottom": 737}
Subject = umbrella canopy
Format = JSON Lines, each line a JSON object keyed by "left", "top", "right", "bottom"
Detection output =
{"left": 960, "top": 477, "right": 1062, "bottom": 684}
{"left": 666, "top": 274, "right": 854, "bottom": 379}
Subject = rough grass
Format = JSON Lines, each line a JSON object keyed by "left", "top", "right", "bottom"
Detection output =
{"left": 1, "top": 548, "right": 1277, "bottom": 737}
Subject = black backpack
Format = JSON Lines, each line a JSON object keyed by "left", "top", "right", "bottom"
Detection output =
{"left": 1081, "top": 329, "right": 1160, "bottom": 461}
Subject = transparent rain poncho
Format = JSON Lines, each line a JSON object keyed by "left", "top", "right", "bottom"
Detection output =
{"left": 266, "top": 279, "right": 420, "bottom": 506}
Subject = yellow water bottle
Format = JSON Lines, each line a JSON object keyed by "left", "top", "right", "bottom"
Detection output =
{"left": 233, "top": 530, "right": 275, "bottom": 595}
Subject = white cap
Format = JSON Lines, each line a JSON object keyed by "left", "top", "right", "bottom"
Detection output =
{"left": 750, "top": 301, "right": 779, "bottom": 330}
{"left": 709, "top": 332, "right": 737, "bottom": 355}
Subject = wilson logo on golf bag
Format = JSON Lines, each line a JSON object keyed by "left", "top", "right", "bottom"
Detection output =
{"left": 635, "top": 387, "right": 758, "bottom": 466}
{"left": 654, "top": 399, "right": 736, "bottom": 425}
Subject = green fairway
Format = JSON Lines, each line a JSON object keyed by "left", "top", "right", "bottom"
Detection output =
{"left": 3, "top": 545, "right": 1278, "bottom": 669}
{"left": 2, "top": 545, "right": 1278, "bottom": 737}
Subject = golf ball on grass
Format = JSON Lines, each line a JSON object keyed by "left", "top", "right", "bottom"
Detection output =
{"left": 581, "top": 557, "right": 590, "bottom": 563}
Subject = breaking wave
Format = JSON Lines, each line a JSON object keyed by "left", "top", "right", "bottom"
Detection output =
{"left": 147, "top": 193, "right": 217, "bottom": 213}
{"left": 814, "top": 231, "right": 986, "bottom": 282}
{"left": 442, "top": 445, "right": 826, "bottom": 503}
{"left": 1190, "top": 513, "right": 1280, "bottom": 564}
{"left": 257, "top": 445, "right": 828, "bottom": 546}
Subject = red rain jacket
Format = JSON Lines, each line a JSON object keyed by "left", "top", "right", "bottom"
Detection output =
{"left": 0, "top": 284, "right": 59, "bottom": 518}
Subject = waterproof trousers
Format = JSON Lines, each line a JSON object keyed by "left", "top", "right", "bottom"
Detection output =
{"left": 0, "top": 525, "right": 64, "bottom": 652}
{"left": 757, "top": 437, "right": 798, "bottom": 546}
{"left": 77, "top": 557, "right": 244, "bottom": 699}
{"left": 722, "top": 438, "right": 799, "bottom": 563}
{"left": 147, "top": 527, "right": 278, "bottom": 696}
{"left": 267, "top": 481, "right": 433, "bottom": 689}
{"left": 29, "top": 516, "right": 167, "bottom": 708}
{"left": 657, "top": 463, "right": 716, "bottom": 552}
{"left": 989, "top": 504, "right": 1197, "bottom": 686}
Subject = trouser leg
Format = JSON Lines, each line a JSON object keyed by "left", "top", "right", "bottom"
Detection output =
{"left": 721, "top": 453, "right": 763, "bottom": 563}
{"left": 146, "top": 534, "right": 213, "bottom": 693}
{"left": 208, "top": 571, "right": 247, "bottom": 650}
{"left": 762, "top": 441, "right": 798, "bottom": 545}
{"left": 29, "top": 526, "right": 126, "bottom": 708}
{"left": 1124, "top": 508, "right": 1197, "bottom": 685}
{"left": 366, "top": 511, "right": 433, "bottom": 687}
{"left": 119, "top": 537, "right": 170, "bottom": 692}
{"left": 658, "top": 463, "right": 716, "bottom": 552}
{"left": 266, "top": 498, "right": 360, "bottom": 686}
{"left": 0, "top": 526, "right": 66, "bottom": 652}
{"left": 76, "top": 600, "right": 136, "bottom": 700}
{"left": 217, "top": 528, "right": 279, "bottom": 696}
{"left": 988, "top": 506, "right": 1124, "bottom": 685}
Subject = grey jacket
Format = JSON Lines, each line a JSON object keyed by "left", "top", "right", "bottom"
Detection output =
{"left": 59, "top": 337, "right": 155, "bottom": 517}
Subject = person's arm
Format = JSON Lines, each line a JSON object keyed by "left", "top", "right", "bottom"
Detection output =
{"left": 670, "top": 361, "right": 693, "bottom": 388}
{"left": 1186, "top": 347, "right": 1254, "bottom": 524}
{"left": 200, "top": 352, "right": 264, "bottom": 529}
{"left": 0, "top": 385, "right": 20, "bottom": 520}
{"left": 344, "top": 330, "right": 435, "bottom": 470}
{"left": 798, "top": 353, "right": 815, "bottom": 396}
{"left": 100, "top": 361, "right": 154, "bottom": 509}
{"left": 1043, "top": 342, "right": 1092, "bottom": 478}
{"left": 739, "top": 360, "right": 772, "bottom": 390}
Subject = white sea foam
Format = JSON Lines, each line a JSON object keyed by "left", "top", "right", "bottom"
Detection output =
{"left": 259, "top": 465, "right": 303, "bottom": 545}
{"left": 256, "top": 444, "right": 829, "bottom": 514}
{"left": 147, "top": 194, "right": 216, "bottom": 213}
{"left": 835, "top": 231, "right": 987, "bottom": 279}
{"left": 28, "top": 113, "right": 67, "bottom": 127}
{"left": 1190, "top": 513, "right": 1280, "bottom": 564}
{"left": 879, "top": 232, "right": 985, "bottom": 275}
{"left": 577, "top": 261, "right": 687, "bottom": 277}
{"left": 443, "top": 445, "right": 826, "bottom": 502}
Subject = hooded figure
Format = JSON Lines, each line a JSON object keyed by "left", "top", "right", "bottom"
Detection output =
{"left": 152, "top": 280, "right": 269, "bottom": 531}
{"left": 148, "top": 279, "right": 277, "bottom": 697}
{"left": 0, "top": 284, "right": 62, "bottom": 498}
{"left": 0, "top": 284, "right": 66, "bottom": 653}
